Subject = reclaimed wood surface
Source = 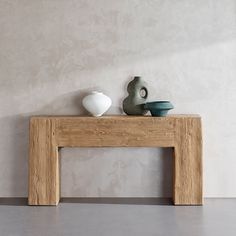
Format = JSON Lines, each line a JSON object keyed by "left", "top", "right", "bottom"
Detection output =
{"left": 28, "top": 115, "right": 202, "bottom": 206}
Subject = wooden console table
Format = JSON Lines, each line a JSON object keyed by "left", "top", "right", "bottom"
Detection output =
{"left": 28, "top": 115, "right": 203, "bottom": 206}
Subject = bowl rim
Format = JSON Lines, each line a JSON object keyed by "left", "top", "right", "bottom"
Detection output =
{"left": 145, "top": 101, "right": 170, "bottom": 105}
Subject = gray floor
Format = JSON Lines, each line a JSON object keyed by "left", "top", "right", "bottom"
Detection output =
{"left": 0, "top": 198, "right": 235, "bottom": 236}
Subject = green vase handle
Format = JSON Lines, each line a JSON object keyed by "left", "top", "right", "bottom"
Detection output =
{"left": 140, "top": 87, "right": 148, "bottom": 99}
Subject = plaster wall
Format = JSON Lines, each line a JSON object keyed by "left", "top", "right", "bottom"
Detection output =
{"left": 0, "top": 0, "right": 235, "bottom": 197}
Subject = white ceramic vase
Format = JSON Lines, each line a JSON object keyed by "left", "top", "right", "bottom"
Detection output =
{"left": 82, "top": 91, "right": 112, "bottom": 117}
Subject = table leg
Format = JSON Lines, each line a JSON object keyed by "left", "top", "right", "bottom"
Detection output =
{"left": 28, "top": 118, "right": 60, "bottom": 205}
{"left": 173, "top": 117, "right": 203, "bottom": 205}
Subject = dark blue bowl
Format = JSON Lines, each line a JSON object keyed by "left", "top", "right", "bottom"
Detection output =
{"left": 144, "top": 101, "right": 174, "bottom": 117}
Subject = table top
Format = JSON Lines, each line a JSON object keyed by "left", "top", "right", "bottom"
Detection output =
{"left": 31, "top": 114, "right": 201, "bottom": 119}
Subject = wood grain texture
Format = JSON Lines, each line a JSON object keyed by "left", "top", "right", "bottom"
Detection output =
{"left": 173, "top": 117, "right": 203, "bottom": 205}
{"left": 28, "top": 115, "right": 203, "bottom": 206}
{"left": 28, "top": 118, "right": 60, "bottom": 205}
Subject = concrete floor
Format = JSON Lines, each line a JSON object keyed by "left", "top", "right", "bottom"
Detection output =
{"left": 0, "top": 198, "right": 235, "bottom": 236}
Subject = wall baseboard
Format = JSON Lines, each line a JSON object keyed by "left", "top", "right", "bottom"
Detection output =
{"left": 0, "top": 197, "right": 172, "bottom": 206}
{"left": 0, "top": 198, "right": 234, "bottom": 206}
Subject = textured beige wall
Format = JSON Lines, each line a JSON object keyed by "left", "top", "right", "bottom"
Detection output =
{"left": 0, "top": 0, "right": 235, "bottom": 197}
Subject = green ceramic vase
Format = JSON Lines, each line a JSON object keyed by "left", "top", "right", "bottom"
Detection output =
{"left": 123, "top": 76, "right": 148, "bottom": 115}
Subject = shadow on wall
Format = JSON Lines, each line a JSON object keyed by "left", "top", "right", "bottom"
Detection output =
{"left": 61, "top": 147, "right": 173, "bottom": 197}
{"left": 35, "top": 88, "right": 123, "bottom": 115}
{"left": 33, "top": 89, "right": 91, "bottom": 116}
{"left": 160, "top": 148, "right": 173, "bottom": 197}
